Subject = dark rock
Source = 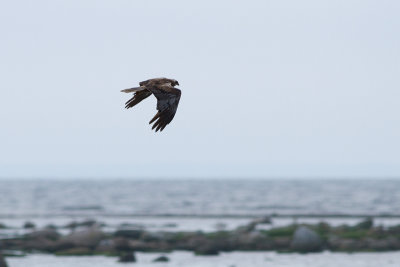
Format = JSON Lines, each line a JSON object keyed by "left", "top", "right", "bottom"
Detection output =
{"left": 236, "top": 222, "right": 257, "bottom": 233}
{"left": 254, "top": 216, "right": 272, "bottom": 224}
{"left": 355, "top": 218, "right": 373, "bottom": 230}
{"left": 24, "top": 229, "right": 60, "bottom": 241}
{"left": 366, "top": 237, "right": 400, "bottom": 251}
{"left": 0, "top": 223, "right": 7, "bottom": 229}
{"left": 95, "top": 239, "right": 117, "bottom": 255}
{"left": 234, "top": 231, "right": 273, "bottom": 250}
{"left": 153, "top": 255, "right": 169, "bottom": 262}
{"left": 194, "top": 244, "right": 220, "bottom": 255}
{"left": 114, "top": 238, "right": 132, "bottom": 251}
{"left": 23, "top": 222, "right": 36, "bottom": 229}
{"left": 163, "top": 223, "right": 178, "bottom": 228}
{"left": 55, "top": 247, "right": 92, "bottom": 256}
{"left": 45, "top": 224, "right": 58, "bottom": 230}
{"left": 0, "top": 253, "right": 7, "bottom": 267}
{"left": 273, "top": 237, "right": 291, "bottom": 249}
{"left": 118, "top": 252, "right": 136, "bottom": 262}
{"left": 115, "top": 229, "right": 143, "bottom": 239}
{"left": 141, "top": 232, "right": 165, "bottom": 242}
{"left": 64, "top": 220, "right": 99, "bottom": 229}
{"left": 290, "top": 226, "right": 323, "bottom": 252}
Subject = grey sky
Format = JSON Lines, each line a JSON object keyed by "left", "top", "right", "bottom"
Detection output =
{"left": 1, "top": 1, "right": 399, "bottom": 178}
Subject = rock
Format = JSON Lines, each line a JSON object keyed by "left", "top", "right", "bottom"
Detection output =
{"left": 64, "top": 220, "right": 99, "bottom": 229}
{"left": 23, "top": 222, "right": 36, "bottom": 229}
{"left": 118, "top": 252, "right": 136, "bottom": 262}
{"left": 290, "top": 226, "right": 323, "bottom": 252}
{"left": 235, "top": 222, "right": 257, "bottom": 233}
{"left": 24, "top": 229, "right": 60, "bottom": 241}
{"left": 95, "top": 239, "right": 116, "bottom": 255}
{"left": 355, "top": 218, "right": 373, "bottom": 230}
{"left": 254, "top": 216, "right": 272, "bottom": 224}
{"left": 0, "top": 253, "right": 7, "bottom": 267}
{"left": 153, "top": 255, "right": 169, "bottom": 262}
{"left": 113, "top": 238, "right": 132, "bottom": 251}
{"left": 55, "top": 247, "right": 92, "bottom": 256}
{"left": 194, "top": 244, "right": 220, "bottom": 255}
{"left": 114, "top": 228, "right": 143, "bottom": 239}
{"left": 61, "top": 228, "right": 105, "bottom": 248}
{"left": 234, "top": 231, "right": 273, "bottom": 250}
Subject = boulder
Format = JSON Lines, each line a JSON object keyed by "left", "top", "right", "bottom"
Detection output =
{"left": 114, "top": 229, "right": 143, "bottom": 239}
{"left": 61, "top": 228, "right": 104, "bottom": 248}
{"left": 55, "top": 247, "right": 92, "bottom": 256}
{"left": 24, "top": 229, "right": 61, "bottom": 241}
{"left": 194, "top": 244, "right": 220, "bottom": 255}
{"left": 290, "top": 226, "right": 323, "bottom": 252}
{"left": 254, "top": 216, "right": 272, "bottom": 224}
{"left": 23, "top": 222, "right": 36, "bottom": 229}
{"left": 118, "top": 252, "right": 136, "bottom": 262}
{"left": 153, "top": 255, "right": 169, "bottom": 262}
{"left": 355, "top": 218, "right": 373, "bottom": 230}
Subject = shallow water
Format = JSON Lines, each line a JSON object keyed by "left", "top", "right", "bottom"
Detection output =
{"left": 0, "top": 179, "right": 399, "bottom": 218}
{"left": 7, "top": 251, "right": 400, "bottom": 267}
{"left": 2, "top": 179, "right": 400, "bottom": 266}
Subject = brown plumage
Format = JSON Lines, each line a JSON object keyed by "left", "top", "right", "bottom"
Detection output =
{"left": 121, "top": 77, "right": 182, "bottom": 132}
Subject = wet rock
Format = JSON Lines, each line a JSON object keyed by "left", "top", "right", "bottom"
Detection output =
{"left": 163, "top": 223, "right": 178, "bottom": 228}
{"left": 153, "top": 255, "right": 169, "bottom": 262}
{"left": 114, "top": 238, "right": 132, "bottom": 251}
{"left": 45, "top": 224, "right": 58, "bottom": 230}
{"left": 55, "top": 247, "right": 93, "bottom": 256}
{"left": 64, "top": 220, "right": 100, "bottom": 229}
{"left": 118, "top": 252, "right": 136, "bottom": 262}
{"left": 114, "top": 229, "right": 143, "bottom": 239}
{"left": 234, "top": 231, "right": 273, "bottom": 250}
{"left": 272, "top": 237, "right": 291, "bottom": 249}
{"left": 254, "top": 216, "right": 272, "bottom": 224}
{"left": 23, "top": 222, "right": 36, "bottom": 229}
{"left": 95, "top": 239, "right": 116, "bottom": 255}
{"left": 236, "top": 222, "right": 257, "bottom": 233}
{"left": 366, "top": 237, "right": 400, "bottom": 251}
{"left": 24, "top": 229, "right": 61, "bottom": 241}
{"left": 290, "top": 226, "right": 323, "bottom": 252}
{"left": 355, "top": 218, "right": 373, "bottom": 230}
{"left": 61, "top": 228, "right": 105, "bottom": 248}
{"left": 214, "top": 223, "right": 227, "bottom": 231}
{"left": 194, "top": 244, "right": 220, "bottom": 255}
{"left": 0, "top": 253, "right": 7, "bottom": 267}
{"left": 141, "top": 232, "right": 166, "bottom": 242}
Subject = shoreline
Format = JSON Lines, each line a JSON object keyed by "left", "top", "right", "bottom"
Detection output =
{"left": 1, "top": 217, "right": 400, "bottom": 261}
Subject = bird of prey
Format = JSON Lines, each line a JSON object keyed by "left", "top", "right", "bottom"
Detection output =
{"left": 121, "top": 77, "right": 182, "bottom": 132}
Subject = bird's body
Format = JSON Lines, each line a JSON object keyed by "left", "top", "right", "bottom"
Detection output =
{"left": 121, "top": 77, "right": 182, "bottom": 132}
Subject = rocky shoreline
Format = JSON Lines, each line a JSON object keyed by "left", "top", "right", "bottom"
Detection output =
{"left": 1, "top": 217, "right": 400, "bottom": 263}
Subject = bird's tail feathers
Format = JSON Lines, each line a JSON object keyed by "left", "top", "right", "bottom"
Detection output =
{"left": 121, "top": 87, "right": 145, "bottom": 93}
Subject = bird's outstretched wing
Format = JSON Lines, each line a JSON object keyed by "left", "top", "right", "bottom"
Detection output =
{"left": 124, "top": 90, "right": 152, "bottom": 109}
{"left": 147, "top": 86, "right": 181, "bottom": 132}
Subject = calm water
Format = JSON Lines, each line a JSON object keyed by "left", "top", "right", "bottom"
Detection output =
{"left": 0, "top": 179, "right": 399, "bottom": 218}
{"left": 2, "top": 179, "right": 400, "bottom": 266}
{"left": 7, "top": 251, "right": 400, "bottom": 267}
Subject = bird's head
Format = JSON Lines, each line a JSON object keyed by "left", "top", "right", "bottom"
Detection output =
{"left": 172, "top": 79, "right": 179, "bottom": 86}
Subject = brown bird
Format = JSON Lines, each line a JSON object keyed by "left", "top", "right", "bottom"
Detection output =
{"left": 121, "top": 77, "right": 182, "bottom": 132}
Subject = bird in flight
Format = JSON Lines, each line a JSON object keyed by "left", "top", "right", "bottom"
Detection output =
{"left": 121, "top": 77, "right": 182, "bottom": 132}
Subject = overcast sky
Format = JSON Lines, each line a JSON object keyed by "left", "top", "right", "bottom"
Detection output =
{"left": 1, "top": 0, "right": 399, "bottom": 178}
